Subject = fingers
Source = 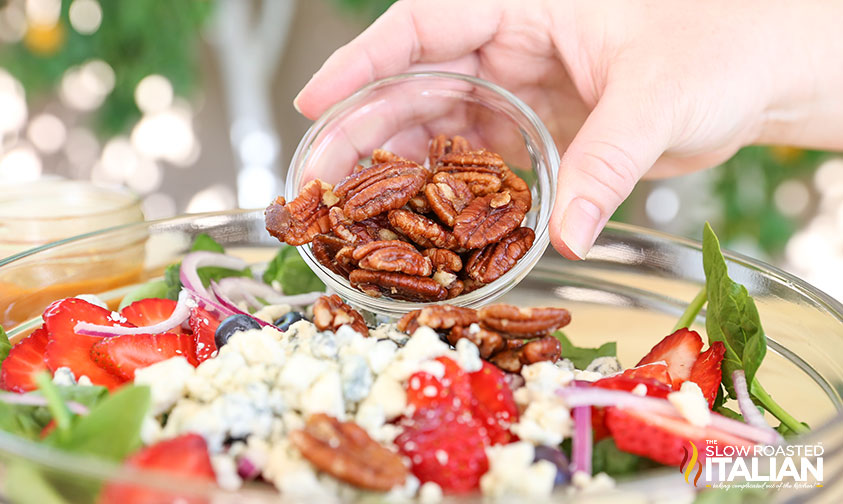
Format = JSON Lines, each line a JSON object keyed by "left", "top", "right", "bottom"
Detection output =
{"left": 294, "top": 0, "right": 502, "bottom": 119}
{"left": 550, "top": 88, "right": 672, "bottom": 259}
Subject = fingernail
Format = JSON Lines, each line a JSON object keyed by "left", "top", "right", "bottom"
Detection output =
{"left": 293, "top": 93, "right": 303, "bottom": 114}
{"left": 560, "top": 197, "right": 602, "bottom": 259}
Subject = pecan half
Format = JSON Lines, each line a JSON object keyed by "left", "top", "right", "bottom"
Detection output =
{"left": 425, "top": 172, "right": 474, "bottom": 226}
{"left": 451, "top": 172, "right": 502, "bottom": 197}
{"left": 407, "top": 194, "right": 431, "bottom": 214}
{"left": 422, "top": 248, "right": 463, "bottom": 273}
{"left": 465, "top": 227, "right": 535, "bottom": 283}
{"left": 452, "top": 193, "right": 526, "bottom": 249}
{"left": 352, "top": 240, "right": 432, "bottom": 276}
{"left": 313, "top": 294, "right": 368, "bottom": 335}
{"left": 428, "top": 134, "right": 471, "bottom": 165}
{"left": 265, "top": 180, "right": 332, "bottom": 246}
{"left": 349, "top": 269, "right": 448, "bottom": 302}
{"left": 448, "top": 324, "right": 505, "bottom": 358}
{"left": 501, "top": 167, "right": 532, "bottom": 213}
{"left": 478, "top": 304, "right": 571, "bottom": 338}
{"left": 312, "top": 234, "right": 356, "bottom": 278}
{"left": 290, "top": 413, "right": 407, "bottom": 491}
{"left": 387, "top": 209, "right": 461, "bottom": 250}
{"left": 334, "top": 161, "right": 429, "bottom": 222}
{"left": 397, "top": 305, "right": 478, "bottom": 334}
{"left": 489, "top": 337, "right": 562, "bottom": 373}
{"left": 437, "top": 150, "right": 505, "bottom": 175}
{"left": 371, "top": 148, "right": 405, "bottom": 164}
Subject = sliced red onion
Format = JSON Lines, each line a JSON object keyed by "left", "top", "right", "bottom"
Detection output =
{"left": 210, "top": 281, "right": 271, "bottom": 328}
{"left": 75, "top": 290, "right": 192, "bottom": 337}
{"left": 1, "top": 392, "right": 89, "bottom": 415}
{"left": 558, "top": 386, "right": 780, "bottom": 445}
{"left": 216, "top": 277, "right": 324, "bottom": 307}
{"left": 571, "top": 382, "right": 593, "bottom": 476}
{"left": 733, "top": 370, "right": 783, "bottom": 442}
{"left": 179, "top": 251, "right": 247, "bottom": 299}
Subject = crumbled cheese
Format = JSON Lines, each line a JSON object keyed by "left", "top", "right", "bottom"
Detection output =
{"left": 418, "top": 481, "right": 443, "bottom": 503}
{"left": 301, "top": 368, "right": 345, "bottom": 419}
{"left": 585, "top": 356, "right": 622, "bottom": 376}
{"left": 455, "top": 337, "right": 483, "bottom": 373}
{"left": 668, "top": 381, "right": 711, "bottom": 427}
{"left": 361, "top": 375, "right": 406, "bottom": 420}
{"left": 511, "top": 362, "right": 574, "bottom": 445}
{"left": 77, "top": 375, "right": 93, "bottom": 386}
{"left": 571, "top": 471, "right": 615, "bottom": 493}
{"left": 52, "top": 367, "right": 77, "bottom": 386}
{"left": 631, "top": 383, "right": 648, "bottom": 396}
{"left": 480, "top": 442, "right": 556, "bottom": 499}
{"left": 134, "top": 356, "right": 196, "bottom": 415}
{"left": 573, "top": 370, "right": 603, "bottom": 382}
{"left": 252, "top": 303, "right": 292, "bottom": 324}
{"left": 211, "top": 453, "right": 243, "bottom": 491}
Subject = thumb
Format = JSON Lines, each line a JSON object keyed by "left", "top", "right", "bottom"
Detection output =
{"left": 550, "top": 89, "right": 671, "bottom": 259}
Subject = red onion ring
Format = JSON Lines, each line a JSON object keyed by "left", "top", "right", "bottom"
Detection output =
{"left": 74, "top": 290, "right": 192, "bottom": 337}
{"left": 210, "top": 281, "right": 271, "bottom": 328}
{"left": 215, "top": 277, "right": 324, "bottom": 308}
{"left": 571, "top": 382, "right": 593, "bottom": 475}
{"left": 179, "top": 251, "right": 247, "bottom": 299}
{"left": 732, "top": 370, "right": 783, "bottom": 442}
{"left": 557, "top": 386, "right": 780, "bottom": 445}
{"left": 1, "top": 392, "right": 89, "bottom": 415}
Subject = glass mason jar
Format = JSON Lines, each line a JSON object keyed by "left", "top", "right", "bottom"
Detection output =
{"left": 286, "top": 72, "right": 560, "bottom": 319}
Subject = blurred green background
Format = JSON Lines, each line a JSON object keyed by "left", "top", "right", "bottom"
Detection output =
{"left": 0, "top": 0, "right": 841, "bottom": 300}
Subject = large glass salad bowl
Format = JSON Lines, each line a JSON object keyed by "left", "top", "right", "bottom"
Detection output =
{"left": 0, "top": 209, "right": 841, "bottom": 503}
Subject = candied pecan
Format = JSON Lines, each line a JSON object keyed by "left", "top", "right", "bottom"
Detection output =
{"left": 290, "top": 413, "right": 407, "bottom": 491}
{"left": 425, "top": 172, "right": 474, "bottom": 226}
{"left": 334, "top": 161, "right": 428, "bottom": 222}
{"left": 422, "top": 248, "right": 463, "bottom": 272}
{"left": 448, "top": 324, "right": 505, "bottom": 359}
{"left": 437, "top": 150, "right": 505, "bottom": 175}
{"left": 489, "top": 337, "right": 561, "bottom": 373}
{"left": 501, "top": 167, "right": 532, "bottom": 213}
{"left": 478, "top": 304, "right": 571, "bottom": 338}
{"left": 313, "top": 294, "right": 368, "bottom": 335}
{"left": 461, "top": 277, "right": 486, "bottom": 294}
{"left": 352, "top": 240, "right": 433, "bottom": 276}
{"left": 407, "top": 194, "right": 431, "bottom": 214}
{"left": 397, "top": 305, "right": 478, "bottom": 333}
{"left": 465, "top": 227, "right": 535, "bottom": 283}
{"left": 428, "top": 134, "right": 472, "bottom": 165}
{"left": 505, "top": 338, "right": 527, "bottom": 350}
{"left": 349, "top": 270, "right": 448, "bottom": 302}
{"left": 371, "top": 148, "right": 406, "bottom": 164}
{"left": 452, "top": 193, "right": 526, "bottom": 249}
{"left": 265, "top": 180, "right": 332, "bottom": 246}
{"left": 312, "top": 234, "right": 356, "bottom": 278}
{"left": 387, "top": 209, "right": 461, "bottom": 250}
{"left": 451, "top": 172, "right": 502, "bottom": 197}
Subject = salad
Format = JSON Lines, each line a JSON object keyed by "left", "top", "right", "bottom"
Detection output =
{"left": 0, "top": 224, "right": 808, "bottom": 503}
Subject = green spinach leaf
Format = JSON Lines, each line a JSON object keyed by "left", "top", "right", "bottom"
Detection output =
{"left": 592, "top": 438, "right": 660, "bottom": 476}
{"left": 263, "top": 246, "right": 325, "bottom": 295}
{"left": 118, "top": 280, "right": 170, "bottom": 309}
{"left": 552, "top": 331, "right": 616, "bottom": 370}
{"left": 0, "top": 325, "right": 10, "bottom": 365}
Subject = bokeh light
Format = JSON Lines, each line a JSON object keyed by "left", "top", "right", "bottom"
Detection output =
{"left": 773, "top": 179, "right": 810, "bottom": 218}
{"left": 25, "top": 0, "right": 61, "bottom": 26}
{"left": 0, "top": 144, "right": 42, "bottom": 183}
{"left": 645, "top": 186, "right": 680, "bottom": 224}
{"left": 60, "top": 60, "right": 115, "bottom": 111}
{"left": 68, "top": 0, "right": 102, "bottom": 35}
{"left": 186, "top": 184, "right": 237, "bottom": 213}
{"left": 130, "top": 107, "right": 197, "bottom": 164}
{"left": 135, "top": 74, "right": 174, "bottom": 114}
{"left": 0, "top": 3, "right": 27, "bottom": 43}
{"left": 64, "top": 127, "right": 100, "bottom": 169}
{"left": 0, "top": 71, "right": 27, "bottom": 134}
{"left": 142, "top": 192, "right": 177, "bottom": 220}
{"left": 27, "top": 113, "right": 66, "bottom": 153}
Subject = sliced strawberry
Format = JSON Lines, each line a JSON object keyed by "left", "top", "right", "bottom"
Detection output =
{"left": 99, "top": 433, "right": 216, "bottom": 504}
{"left": 188, "top": 307, "right": 220, "bottom": 363}
{"left": 688, "top": 342, "right": 726, "bottom": 408}
{"left": 591, "top": 374, "right": 673, "bottom": 441}
{"left": 43, "top": 298, "right": 131, "bottom": 390}
{"left": 91, "top": 332, "right": 199, "bottom": 381}
{"left": 0, "top": 326, "right": 49, "bottom": 393}
{"left": 395, "top": 404, "right": 489, "bottom": 493}
{"left": 469, "top": 361, "right": 518, "bottom": 445}
{"left": 636, "top": 328, "right": 703, "bottom": 389}
{"left": 622, "top": 362, "right": 672, "bottom": 386}
{"left": 405, "top": 357, "right": 472, "bottom": 413}
{"left": 120, "top": 298, "right": 183, "bottom": 334}
{"left": 605, "top": 407, "right": 754, "bottom": 466}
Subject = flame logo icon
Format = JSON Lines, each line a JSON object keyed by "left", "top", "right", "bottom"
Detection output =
{"left": 679, "top": 441, "right": 703, "bottom": 486}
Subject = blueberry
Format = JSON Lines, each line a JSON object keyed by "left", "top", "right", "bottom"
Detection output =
{"left": 533, "top": 445, "right": 570, "bottom": 486}
{"left": 274, "top": 311, "right": 307, "bottom": 331}
{"left": 215, "top": 314, "right": 261, "bottom": 348}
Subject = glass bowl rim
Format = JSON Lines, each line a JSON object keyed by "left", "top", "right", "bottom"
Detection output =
{"left": 0, "top": 180, "right": 141, "bottom": 222}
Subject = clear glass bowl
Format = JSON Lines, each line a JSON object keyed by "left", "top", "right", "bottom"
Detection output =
{"left": 286, "top": 72, "right": 559, "bottom": 319}
{"left": 1, "top": 209, "right": 841, "bottom": 503}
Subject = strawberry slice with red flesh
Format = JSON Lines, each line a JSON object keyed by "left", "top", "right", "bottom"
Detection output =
{"left": 406, "top": 356, "right": 473, "bottom": 413}
{"left": 688, "top": 341, "right": 726, "bottom": 408}
{"left": 622, "top": 362, "right": 672, "bottom": 386}
{"left": 636, "top": 328, "right": 704, "bottom": 389}
{"left": 91, "top": 332, "right": 199, "bottom": 381}
{"left": 605, "top": 407, "right": 754, "bottom": 466}
{"left": 590, "top": 374, "right": 673, "bottom": 441}
{"left": 99, "top": 433, "right": 216, "bottom": 504}
{"left": 120, "top": 298, "right": 184, "bottom": 334}
{"left": 43, "top": 298, "right": 132, "bottom": 390}
{"left": 188, "top": 307, "right": 220, "bottom": 363}
{"left": 468, "top": 361, "right": 519, "bottom": 445}
{"left": 0, "top": 326, "right": 49, "bottom": 393}
{"left": 395, "top": 404, "right": 489, "bottom": 494}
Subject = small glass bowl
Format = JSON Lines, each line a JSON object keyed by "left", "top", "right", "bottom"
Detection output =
{"left": 286, "top": 72, "right": 560, "bottom": 318}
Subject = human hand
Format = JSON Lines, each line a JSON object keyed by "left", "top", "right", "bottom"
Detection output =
{"left": 295, "top": 0, "right": 843, "bottom": 259}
